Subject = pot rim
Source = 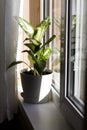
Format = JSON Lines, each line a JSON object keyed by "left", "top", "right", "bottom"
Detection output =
{"left": 20, "top": 68, "right": 53, "bottom": 77}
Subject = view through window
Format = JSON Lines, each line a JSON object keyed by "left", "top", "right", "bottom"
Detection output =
{"left": 48, "top": 0, "right": 61, "bottom": 93}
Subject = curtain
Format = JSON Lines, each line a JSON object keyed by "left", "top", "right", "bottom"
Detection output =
{"left": 0, "top": 0, "right": 22, "bottom": 123}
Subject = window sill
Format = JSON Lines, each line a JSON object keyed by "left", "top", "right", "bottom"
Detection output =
{"left": 18, "top": 91, "right": 73, "bottom": 130}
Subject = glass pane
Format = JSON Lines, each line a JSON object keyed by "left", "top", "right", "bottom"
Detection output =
{"left": 69, "top": 0, "right": 87, "bottom": 104}
{"left": 51, "top": 0, "right": 61, "bottom": 93}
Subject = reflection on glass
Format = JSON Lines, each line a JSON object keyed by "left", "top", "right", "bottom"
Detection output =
{"left": 70, "top": 0, "right": 87, "bottom": 103}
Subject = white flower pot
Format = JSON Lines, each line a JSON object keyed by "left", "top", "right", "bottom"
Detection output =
{"left": 20, "top": 69, "right": 52, "bottom": 104}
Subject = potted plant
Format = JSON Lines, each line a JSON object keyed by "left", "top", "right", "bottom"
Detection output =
{"left": 7, "top": 16, "right": 56, "bottom": 103}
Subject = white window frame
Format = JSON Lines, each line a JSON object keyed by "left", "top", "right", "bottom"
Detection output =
{"left": 60, "top": 0, "right": 85, "bottom": 130}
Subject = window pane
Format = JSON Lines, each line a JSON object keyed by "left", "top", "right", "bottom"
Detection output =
{"left": 51, "top": 0, "right": 61, "bottom": 93}
{"left": 68, "top": 0, "right": 87, "bottom": 111}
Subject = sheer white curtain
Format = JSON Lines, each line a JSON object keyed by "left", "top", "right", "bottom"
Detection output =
{"left": 0, "top": 0, "right": 22, "bottom": 123}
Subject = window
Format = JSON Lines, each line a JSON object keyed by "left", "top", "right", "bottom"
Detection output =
{"left": 44, "top": 0, "right": 86, "bottom": 130}
{"left": 60, "top": 0, "right": 86, "bottom": 130}
{"left": 66, "top": 0, "right": 86, "bottom": 113}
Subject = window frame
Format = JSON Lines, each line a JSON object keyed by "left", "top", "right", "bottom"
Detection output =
{"left": 43, "top": 0, "right": 85, "bottom": 130}
{"left": 65, "top": 0, "right": 85, "bottom": 114}
{"left": 60, "top": 0, "right": 84, "bottom": 130}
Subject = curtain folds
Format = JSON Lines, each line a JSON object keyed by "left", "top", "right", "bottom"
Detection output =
{"left": 0, "top": 0, "right": 21, "bottom": 123}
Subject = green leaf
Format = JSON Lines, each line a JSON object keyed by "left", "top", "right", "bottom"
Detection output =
{"left": 35, "top": 47, "right": 51, "bottom": 63}
{"left": 28, "top": 51, "right": 37, "bottom": 64}
{"left": 34, "top": 60, "right": 46, "bottom": 75}
{"left": 24, "top": 43, "right": 35, "bottom": 51}
{"left": 23, "top": 38, "right": 30, "bottom": 42}
{"left": 22, "top": 50, "right": 29, "bottom": 53}
{"left": 24, "top": 37, "right": 41, "bottom": 46}
{"left": 22, "top": 50, "right": 37, "bottom": 65}
{"left": 7, "top": 61, "right": 30, "bottom": 70}
{"left": 33, "top": 16, "right": 51, "bottom": 43}
{"left": 7, "top": 61, "right": 23, "bottom": 69}
{"left": 15, "top": 17, "right": 34, "bottom": 37}
{"left": 41, "top": 35, "right": 56, "bottom": 48}
{"left": 24, "top": 43, "right": 40, "bottom": 53}
{"left": 43, "top": 47, "right": 51, "bottom": 61}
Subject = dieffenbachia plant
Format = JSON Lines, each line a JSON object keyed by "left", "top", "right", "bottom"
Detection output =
{"left": 7, "top": 16, "right": 56, "bottom": 75}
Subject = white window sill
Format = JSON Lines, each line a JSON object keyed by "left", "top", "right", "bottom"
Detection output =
{"left": 18, "top": 91, "right": 73, "bottom": 130}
